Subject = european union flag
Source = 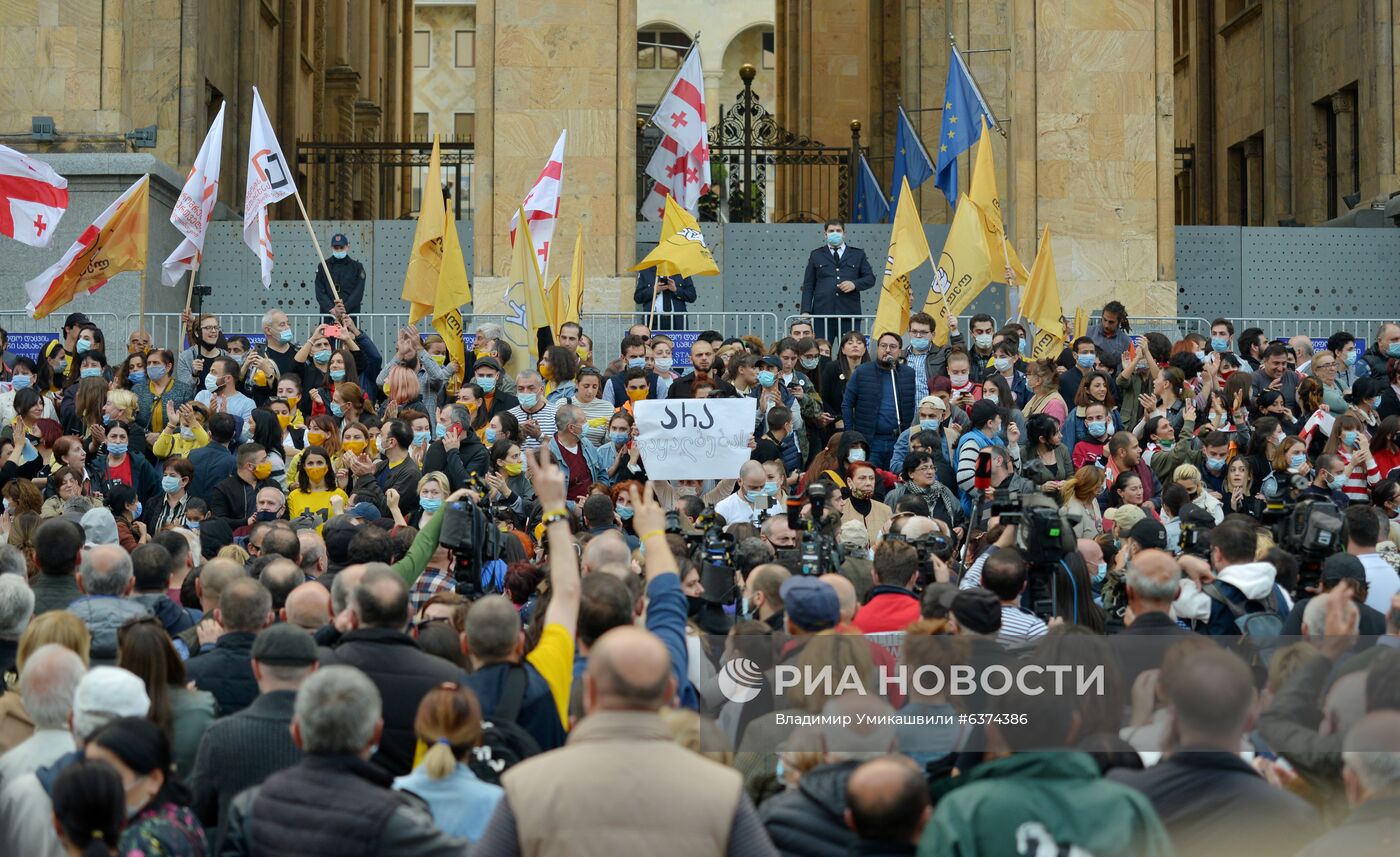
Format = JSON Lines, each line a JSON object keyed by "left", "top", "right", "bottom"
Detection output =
{"left": 933, "top": 46, "right": 997, "bottom": 207}
{"left": 889, "top": 106, "right": 934, "bottom": 211}
{"left": 852, "top": 153, "right": 889, "bottom": 223}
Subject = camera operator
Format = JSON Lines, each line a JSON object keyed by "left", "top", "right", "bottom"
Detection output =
{"left": 1301, "top": 453, "right": 1350, "bottom": 507}
{"left": 969, "top": 446, "right": 1035, "bottom": 532}
{"left": 715, "top": 461, "right": 779, "bottom": 527}
{"left": 1280, "top": 553, "right": 1387, "bottom": 638}
{"left": 852, "top": 541, "right": 921, "bottom": 633}
{"left": 1183, "top": 517, "right": 1292, "bottom": 635}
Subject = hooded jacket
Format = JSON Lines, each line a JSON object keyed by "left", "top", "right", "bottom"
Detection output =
{"left": 759, "top": 760, "right": 860, "bottom": 857}
{"left": 66, "top": 596, "right": 150, "bottom": 665}
{"left": 1199, "top": 561, "right": 1292, "bottom": 636}
{"left": 128, "top": 592, "right": 202, "bottom": 637}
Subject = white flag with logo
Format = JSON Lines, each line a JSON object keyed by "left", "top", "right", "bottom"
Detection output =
{"left": 243, "top": 87, "right": 296, "bottom": 288}
{"left": 162, "top": 102, "right": 225, "bottom": 285}
{"left": 509, "top": 129, "right": 566, "bottom": 278}
{"left": 0, "top": 145, "right": 68, "bottom": 248}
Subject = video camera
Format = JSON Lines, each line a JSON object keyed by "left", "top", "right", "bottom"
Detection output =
{"left": 1271, "top": 497, "right": 1345, "bottom": 595}
{"left": 883, "top": 528, "right": 953, "bottom": 592}
{"left": 777, "top": 482, "right": 844, "bottom": 576}
{"left": 689, "top": 506, "right": 739, "bottom": 606}
{"left": 439, "top": 495, "right": 505, "bottom": 601}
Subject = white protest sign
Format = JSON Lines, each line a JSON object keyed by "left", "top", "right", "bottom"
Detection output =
{"left": 634, "top": 398, "right": 757, "bottom": 481}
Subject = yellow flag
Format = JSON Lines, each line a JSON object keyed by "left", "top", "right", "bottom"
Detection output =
{"left": 632, "top": 195, "right": 719, "bottom": 279}
{"left": 969, "top": 117, "right": 1030, "bottom": 285}
{"left": 1019, "top": 227, "right": 1066, "bottom": 359}
{"left": 545, "top": 274, "right": 565, "bottom": 334}
{"left": 926, "top": 194, "right": 994, "bottom": 343}
{"left": 872, "top": 178, "right": 931, "bottom": 342}
{"left": 402, "top": 135, "right": 444, "bottom": 323}
{"left": 1073, "top": 306, "right": 1089, "bottom": 340}
{"left": 563, "top": 224, "right": 584, "bottom": 328}
{"left": 503, "top": 209, "right": 552, "bottom": 379}
{"left": 432, "top": 202, "right": 472, "bottom": 381}
{"left": 25, "top": 175, "right": 149, "bottom": 320}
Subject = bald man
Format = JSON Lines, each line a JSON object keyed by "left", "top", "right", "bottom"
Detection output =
{"left": 476, "top": 625, "right": 777, "bottom": 857}
{"left": 843, "top": 755, "right": 931, "bottom": 849}
{"left": 582, "top": 530, "right": 633, "bottom": 577}
{"left": 1116, "top": 549, "right": 1191, "bottom": 683}
{"left": 819, "top": 573, "right": 858, "bottom": 625}
{"left": 282, "top": 581, "right": 333, "bottom": 631}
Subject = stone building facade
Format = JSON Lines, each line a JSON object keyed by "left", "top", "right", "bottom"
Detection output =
{"left": 1172, "top": 0, "right": 1399, "bottom": 227}
{"left": 0, "top": 0, "right": 414, "bottom": 220}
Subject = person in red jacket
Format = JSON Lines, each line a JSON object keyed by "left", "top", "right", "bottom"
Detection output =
{"left": 852, "top": 540, "right": 922, "bottom": 633}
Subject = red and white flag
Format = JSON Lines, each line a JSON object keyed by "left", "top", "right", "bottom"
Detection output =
{"left": 162, "top": 102, "right": 225, "bottom": 285}
{"left": 642, "top": 43, "right": 710, "bottom": 220}
{"left": 509, "top": 129, "right": 566, "bottom": 278}
{"left": 243, "top": 87, "right": 296, "bottom": 288}
{"left": 0, "top": 145, "right": 68, "bottom": 248}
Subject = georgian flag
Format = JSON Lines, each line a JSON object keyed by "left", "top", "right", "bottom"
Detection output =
{"left": 642, "top": 44, "right": 710, "bottom": 220}
{"left": 509, "top": 129, "right": 566, "bottom": 278}
{"left": 0, "top": 145, "right": 68, "bottom": 248}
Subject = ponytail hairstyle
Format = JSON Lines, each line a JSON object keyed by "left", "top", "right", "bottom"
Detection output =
{"left": 51, "top": 758, "right": 124, "bottom": 857}
{"left": 414, "top": 682, "right": 485, "bottom": 780}
{"left": 1059, "top": 464, "right": 1105, "bottom": 504}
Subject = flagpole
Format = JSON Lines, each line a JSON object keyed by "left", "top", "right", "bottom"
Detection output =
{"left": 139, "top": 265, "right": 148, "bottom": 339}
{"left": 642, "top": 36, "right": 703, "bottom": 133}
{"left": 1002, "top": 233, "right": 1020, "bottom": 325}
{"left": 182, "top": 260, "right": 201, "bottom": 314}
{"left": 289, "top": 188, "right": 342, "bottom": 307}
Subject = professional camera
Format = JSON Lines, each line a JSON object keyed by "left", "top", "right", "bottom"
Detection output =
{"left": 1177, "top": 505, "right": 1215, "bottom": 559}
{"left": 1015, "top": 493, "right": 1077, "bottom": 567}
{"left": 988, "top": 485, "right": 1023, "bottom": 526}
{"left": 884, "top": 529, "right": 953, "bottom": 591}
{"left": 440, "top": 496, "right": 505, "bottom": 601}
{"left": 777, "top": 483, "right": 844, "bottom": 576}
{"left": 690, "top": 506, "right": 738, "bottom": 605}
{"left": 1271, "top": 497, "right": 1345, "bottom": 594}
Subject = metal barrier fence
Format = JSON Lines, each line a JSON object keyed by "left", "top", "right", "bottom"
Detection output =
{"left": 579, "top": 312, "right": 780, "bottom": 352}
{"left": 782, "top": 314, "right": 988, "bottom": 341}
{"left": 0, "top": 312, "right": 127, "bottom": 358}
{"left": 1230, "top": 317, "right": 1395, "bottom": 342}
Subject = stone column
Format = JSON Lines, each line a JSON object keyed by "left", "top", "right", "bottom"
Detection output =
{"left": 1009, "top": 0, "right": 1176, "bottom": 317}
{"left": 1243, "top": 137, "right": 1263, "bottom": 226}
{"left": 473, "top": 0, "right": 636, "bottom": 312}
{"left": 703, "top": 69, "right": 724, "bottom": 125}
{"left": 1332, "top": 90, "right": 1357, "bottom": 209}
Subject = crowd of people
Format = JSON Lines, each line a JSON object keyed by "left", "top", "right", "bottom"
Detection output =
{"left": 0, "top": 297, "right": 1396, "bottom": 856}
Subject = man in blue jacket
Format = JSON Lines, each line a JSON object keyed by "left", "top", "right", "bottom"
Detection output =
{"left": 842, "top": 332, "right": 916, "bottom": 470}
{"left": 801, "top": 219, "right": 875, "bottom": 342}
{"left": 634, "top": 266, "right": 696, "bottom": 331}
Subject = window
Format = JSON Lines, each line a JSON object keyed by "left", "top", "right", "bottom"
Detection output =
{"left": 1224, "top": 0, "right": 1259, "bottom": 20}
{"left": 301, "top": 0, "right": 313, "bottom": 56}
{"left": 413, "top": 30, "right": 430, "bottom": 68}
{"left": 413, "top": 112, "right": 429, "bottom": 140}
{"left": 1227, "top": 143, "right": 1247, "bottom": 225}
{"left": 762, "top": 30, "right": 775, "bottom": 69}
{"left": 1172, "top": 0, "right": 1188, "bottom": 60}
{"left": 454, "top": 112, "right": 474, "bottom": 143}
{"left": 637, "top": 29, "right": 691, "bottom": 69}
{"left": 455, "top": 30, "right": 475, "bottom": 67}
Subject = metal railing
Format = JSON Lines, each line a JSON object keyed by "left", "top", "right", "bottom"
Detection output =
{"left": 1229, "top": 317, "right": 1394, "bottom": 342}
{"left": 782, "top": 314, "right": 986, "bottom": 341}
{"left": 0, "top": 312, "right": 127, "bottom": 359}
{"left": 579, "top": 312, "right": 779, "bottom": 353}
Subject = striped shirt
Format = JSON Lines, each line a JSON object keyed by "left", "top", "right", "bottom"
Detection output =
{"left": 998, "top": 604, "right": 1048, "bottom": 645}
{"left": 1335, "top": 446, "right": 1381, "bottom": 503}
{"left": 508, "top": 401, "right": 558, "bottom": 451}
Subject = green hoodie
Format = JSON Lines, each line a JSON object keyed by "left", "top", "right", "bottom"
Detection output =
{"left": 919, "top": 751, "right": 1173, "bottom": 857}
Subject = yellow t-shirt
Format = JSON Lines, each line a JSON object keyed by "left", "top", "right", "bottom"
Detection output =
{"left": 526, "top": 623, "right": 576, "bottom": 733}
{"left": 287, "top": 487, "right": 349, "bottom": 529}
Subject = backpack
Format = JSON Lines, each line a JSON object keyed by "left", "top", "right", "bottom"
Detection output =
{"left": 468, "top": 665, "right": 541, "bottom": 784}
{"left": 1204, "top": 582, "right": 1284, "bottom": 667}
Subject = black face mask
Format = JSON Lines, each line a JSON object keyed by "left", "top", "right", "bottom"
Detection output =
{"left": 686, "top": 595, "right": 706, "bottom": 619}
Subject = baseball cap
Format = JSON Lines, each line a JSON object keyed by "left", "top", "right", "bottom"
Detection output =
{"left": 331, "top": 232, "right": 349, "bottom": 247}
{"left": 1104, "top": 504, "right": 1146, "bottom": 532}
{"left": 1126, "top": 517, "right": 1168, "bottom": 551}
{"left": 72, "top": 666, "right": 151, "bottom": 739}
{"left": 780, "top": 577, "right": 840, "bottom": 632}
{"left": 473, "top": 356, "right": 502, "bottom": 374}
{"left": 951, "top": 587, "right": 1002, "bottom": 635}
{"left": 757, "top": 355, "right": 783, "bottom": 370}
{"left": 80, "top": 507, "right": 119, "bottom": 548}
{"left": 349, "top": 502, "right": 381, "bottom": 522}
{"left": 1321, "top": 552, "right": 1366, "bottom": 586}
{"left": 252, "top": 623, "right": 320, "bottom": 666}
{"left": 63, "top": 312, "right": 90, "bottom": 328}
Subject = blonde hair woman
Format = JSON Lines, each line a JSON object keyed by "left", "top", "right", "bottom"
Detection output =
{"left": 1059, "top": 464, "right": 1105, "bottom": 538}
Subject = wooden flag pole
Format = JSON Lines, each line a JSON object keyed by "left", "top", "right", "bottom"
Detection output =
{"left": 646, "top": 274, "right": 662, "bottom": 332}
{"left": 182, "top": 259, "right": 201, "bottom": 314}
{"left": 1002, "top": 233, "right": 1020, "bottom": 324}
{"left": 289, "top": 187, "right": 342, "bottom": 306}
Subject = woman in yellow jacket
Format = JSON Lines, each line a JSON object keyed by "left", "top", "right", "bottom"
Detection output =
{"left": 286, "top": 445, "right": 349, "bottom": 529}
{"left": 287, "top": 414, "right": 341, "bottom": 487}
{"left": 150, "top": 402, "right": 210, "bottom": 459}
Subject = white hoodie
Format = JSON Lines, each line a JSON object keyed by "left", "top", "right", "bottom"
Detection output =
{"left": 1173, "top": 561, "right": 1292, "bottom": 623}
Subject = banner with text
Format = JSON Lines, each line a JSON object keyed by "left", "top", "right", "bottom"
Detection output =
{"left": 634, "top": 398, "right": 756, "bottom": 480}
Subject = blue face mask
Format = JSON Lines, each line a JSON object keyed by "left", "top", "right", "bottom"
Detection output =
{"left": 1345, "top": 350, "right": 1358, "bottom": 366}
{"left": 477, "top": 376, "right": 497, "bottom": 393}
{"left": 763, "top": 480, "right": 779, "bottom": 497}
{"left": 180, "top": 427, "right": 195, "bottom": 440}
{"left": 419, "top": 497, "right": 443, "bottom": 513}
{"left": 920, "top": 418, "right": 938, "bottom": 431}
{"left": 128, "top": 369, "right": 146, "bottom": 384}
{"left": 19, "top": 442, "right": 37, "bottom": 463}
{"left": 76, "top": 339, "right": 92, "bottom": 354}
{"left": 108, "top": 443, "right": 128, "bottom": 456}
{"left": 617, "top": 505, "right": 634, "bottom": 520}
{"left": 484, "top": 428, "right": 497, "bottom": 444}
{"left": 757, "top": 370, "right": 777, "bottom": 388}
{"left": 1289, "top": 452, "right": 1307, "bottom": 469}
{"left": 848, "top": 448, "right": 866, "bottom": 463}
{"left": 279, "top": 328, "right": 295, "bottom": 344}
{"left": 518, "top": 392, "right": 538, "bottom": 409}
{"left": 161, "top": 475, "right": 182, "bottom": 494}
{"left": 1205, "top": 456, "right": 1226, "bottom": 472}
{"left": 133, "top": 501, "right": 142, "bottom": 519}
{"left": 147, "top": 364, "right": 166, "bottom": 381}
{"left": 1211, "top": 337, "right": 1229, "bottom": 353}
{"left": 329, "top": 402, "right": 344, "bottom": 418}
{"left": 910, "top": 337, "right": 930, "bottom": 352}
{"left": 329, "top": 369, "right": 346, "bottom": 382}
{"left": 10, "top": 375, "right": 31, "bottom": 391}
{"left": 313, "top": 349, "right": 332, "bottom": 364}
{"left": 332, "top": 250, "right": 348, "bottom": 260}
{"left": 1389, "top": 343, "right": 1400, "bottom": 359}
{"left": 1087, "top": 421, "right": 1108, "bottom": 438}
{"left": 1092, "top": 562, "right": 1107, "bottom": 585}
{"left": 413, "top": 430, "right": 431, "bottom": 446}
{"left": 204, "top": 373, "right": 221, "bottom": 392}
{"left": 745, "top": 490, "right": 767, "bottom": 504}
{"left": 800, "top": 357, "right": 819, "bottom": 370}
{"left": 826, "top": 231, "right": 843, "bottom": 247}
{"left": 627, "top": 357, "right": 647, "bottom": 370}
{"left": 102, "top": 414, "right": 113, "bottom": 425}
{"left": 186, "top": 521, "right": 200, "bottom": 531}
{"left": 610, "top": 432, "right": 629, "bottom": 445}
{"left": 1076, "top": 353, "right": 1095, "bottom": 369}
{"left": 80, "top": 367, "right": 102, "bottom": 379}
{"left": 1344, "top": 430, "right": 1359, "bottom": 448}
{"left": 434, "top": 423, "right": 448, "bottom": 439}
